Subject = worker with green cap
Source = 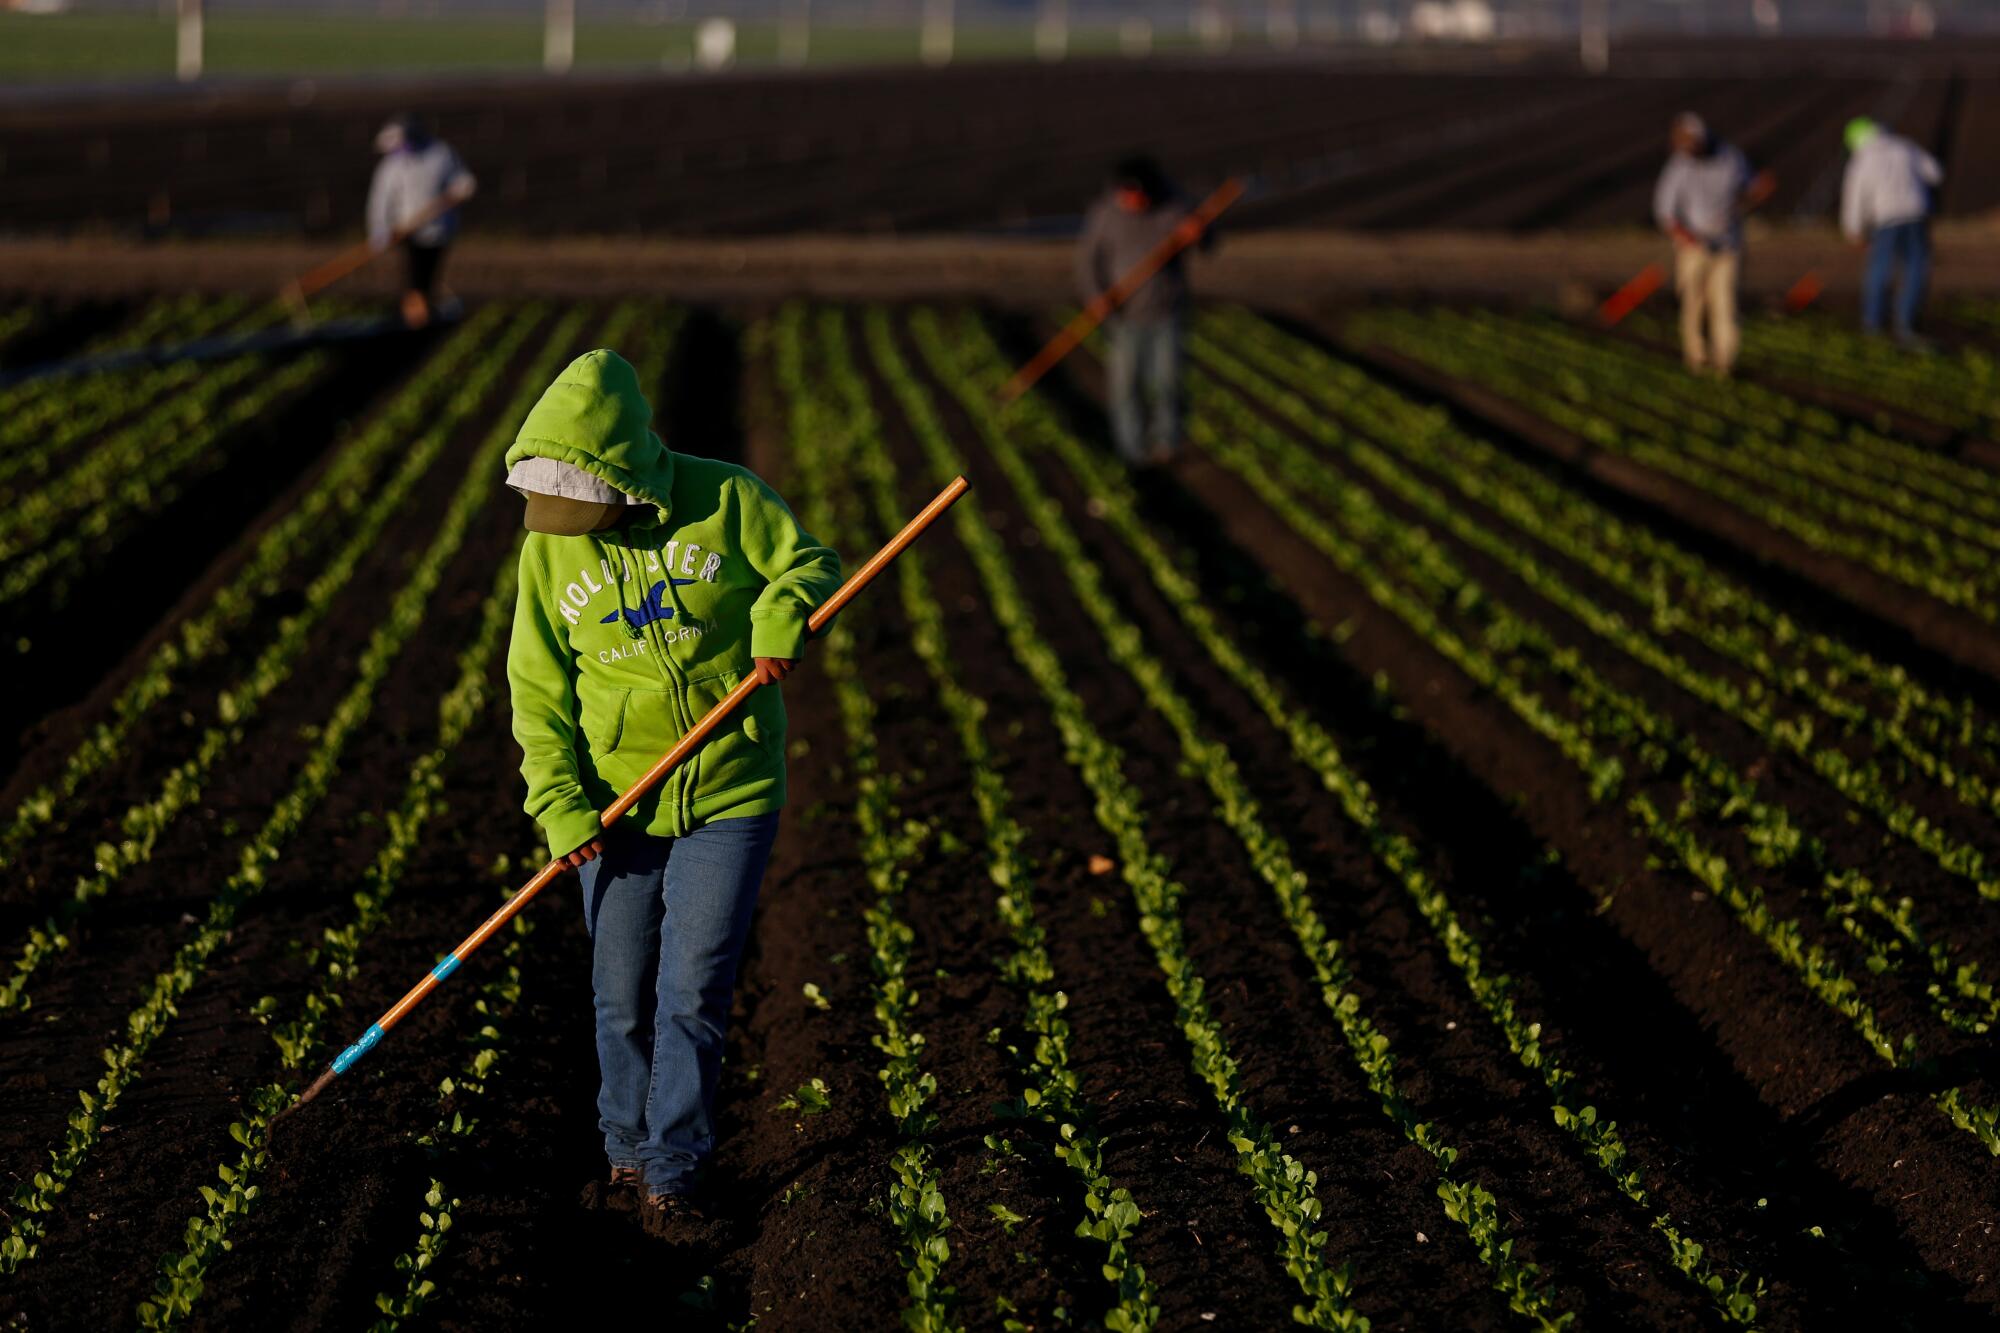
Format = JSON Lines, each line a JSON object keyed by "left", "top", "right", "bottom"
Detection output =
{"left": 1840, "top": 116, "right": 1944, "bottom": 343}
{"left": 505, "top": 347, "right": 841, "bottom": 1225}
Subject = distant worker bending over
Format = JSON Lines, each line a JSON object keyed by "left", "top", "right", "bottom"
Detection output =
{"left": 367, "top": 114, "right": 477, "bottom": 329}
{"left": 1075, "top": 155, "right": 1212, "bottom": 467}
{"left": 1652, "top": 112, "right": 1775, "bottom": 378}
{"left": 1841, "top": 117, "right": 1944, "bottom": 346}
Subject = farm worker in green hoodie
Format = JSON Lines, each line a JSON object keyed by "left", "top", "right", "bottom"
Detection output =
{"left": 505, "top": 348, "right": 841, "bottom": 1219}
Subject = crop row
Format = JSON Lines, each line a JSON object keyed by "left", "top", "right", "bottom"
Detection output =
{"left": 1458, "top": 309, "right": 2000, "bottom": 525}
{"left": 1720, "top": 314, "right": 1999, "bottom": 437}
{"left": 0, "top": 298, "right": 261, "bottom": 479}
{"left": 1188, "top": 325, "right": 2000, "bottom": 1036}
{"left": 0, "top": 305, "right": 601, "bottom": 1278}
{"left": 1419, "top": 309, "right": 2000, "bottom": 587}
{"left": 136, "top": 550, "right": 522, "bottom": 1327}
{"left": 366, "top": 879, "right": 539, "bottom": 1333}
{"left": 776, "top": 306, "right": 963, "bottom": 1333}
{"left": 790, "top": 304, "right": 1161, "bottom": 1331}
{"left": 859, "top": 306, "right": 1392, "bottom": 1331}
{"left": 1168, "top": 327, "right": 2000, "bottom": 1157}
{"left": 1212, "top": 309, "right": 2000, "bottom": 785}
{"left": 944, "top": 308, "right": 1767, "bottom": 1324}
{"left": 0, "top": 349, "right": 333, "bottom": 614}
{"left": 0, "top": 306, "right": 546, "bottom": 1013}
{"left": 0, "top": 302, "right": 517, "bottom": 874}
{"left": 1355, "top": 309, "right": 2000, "bottom": 622}
{"left": 909, "top": 306, "right": 1598, "bottom": 1328}
{"left": 0, "top": 296, "right": 239, "bottom": 430}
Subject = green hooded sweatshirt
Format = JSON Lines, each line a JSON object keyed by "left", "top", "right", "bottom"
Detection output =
{"left": 505, "top": 349, "right": 842, "bottom": 858}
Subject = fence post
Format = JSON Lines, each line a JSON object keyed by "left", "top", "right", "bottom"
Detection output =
{"left": 545, "top": 0, "right": 576, "bottom": 74}
{"left": 176, "top": 0, "right": 203, "bottom": 82}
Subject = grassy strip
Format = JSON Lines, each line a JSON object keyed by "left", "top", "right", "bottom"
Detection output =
{"left": 0, "top": 306, "right": 597, "bottom": 1279}
{"left": 797, "top": 305, "right": 1159, "bottom": 1332}
{"left": 0, "top": 307, "right": 542, "bottom": 1014}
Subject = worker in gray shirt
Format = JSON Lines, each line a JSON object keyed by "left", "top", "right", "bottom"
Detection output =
{"left": 1075, "top": 156, "right": 1210, "bottom": 466}
{"left": 1841, "top": 117, "right": 1944, "bottom": 344}
{"left": 366, "top": 114, "right": 477, "bottom": 329}
{"left": 1652, "top": 113, "right": 1774, "bottom": 377}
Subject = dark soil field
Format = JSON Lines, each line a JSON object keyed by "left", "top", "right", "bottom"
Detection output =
{"left": 3, "top": 287, "right": 2000, "bottom": 1330}
{"left": 6, "top": 38, "right": 2000, "bottom": 239}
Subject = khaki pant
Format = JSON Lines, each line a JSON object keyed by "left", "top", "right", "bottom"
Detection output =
{"left": 1675, "top": 246, "right": 1740, "bottom": 373}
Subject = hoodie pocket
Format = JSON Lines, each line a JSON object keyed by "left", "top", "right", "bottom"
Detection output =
{"left": 575, "top": 677, "right": 629, "bottom": 753}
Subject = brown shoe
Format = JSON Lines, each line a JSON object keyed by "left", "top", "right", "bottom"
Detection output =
{"left": 609, "top": 1165, "right": 643, "bottom": 1189}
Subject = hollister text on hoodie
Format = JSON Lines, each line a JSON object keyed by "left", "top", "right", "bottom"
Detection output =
{"left": 506, "top": 349, "right": 842, "bottom": 858}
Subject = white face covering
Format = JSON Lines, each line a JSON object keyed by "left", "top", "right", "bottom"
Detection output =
{"left": 505, "top": 457, "right": 645, "bottom": 507}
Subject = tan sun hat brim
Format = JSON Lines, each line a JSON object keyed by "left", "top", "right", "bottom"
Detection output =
{"left": 522, "top": 492, "right": 626, "bottom": 536}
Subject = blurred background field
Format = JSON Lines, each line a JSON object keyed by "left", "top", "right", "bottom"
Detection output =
{"left": 0, "top": 9, "right": 1209, "bottom": 81}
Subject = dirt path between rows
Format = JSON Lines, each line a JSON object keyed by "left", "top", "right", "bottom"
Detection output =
{"left": 7, "top": 226, "right": 2000, "bottom": 308}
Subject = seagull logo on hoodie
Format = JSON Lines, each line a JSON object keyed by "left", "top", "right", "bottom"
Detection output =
{"left": 601, "top": 578, "right": 696, "bottom": 632}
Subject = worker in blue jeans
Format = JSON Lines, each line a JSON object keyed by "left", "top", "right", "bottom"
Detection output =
{"left": 1840, "top": 117, "right": 1944, "bottom": 343}
{"left": 579, "top": 814, "right": 780, "bottom": 1207}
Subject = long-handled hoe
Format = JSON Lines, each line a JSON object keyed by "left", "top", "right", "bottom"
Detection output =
{"left": 276, "top": 475, "right": 970, "bottom": 1124}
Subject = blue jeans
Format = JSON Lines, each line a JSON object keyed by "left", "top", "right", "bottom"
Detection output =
{"left": 1863, "top": 220, "right": 1931, "bottom": 337}
{"left": 579, "top": 812, "right": 780, "bottom": 1196}
{"left": 1106, "top": 316, "right": 1183, "bottom": 462}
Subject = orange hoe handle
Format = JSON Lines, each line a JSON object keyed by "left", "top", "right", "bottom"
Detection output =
{"left": 999, "top": 176, "right": 1245, "bottom": 404}
{"left": 1598, "top": 262, "right": 1666, "bottom": 328}
{"left": 280, "top": 188, "right": 466, "bottom": 319}
{"left": 287, "top": 475, "right": 972, "bottom": 1114}
{"left": 1784, "top": 269, "right": 1824, "bottom": 314}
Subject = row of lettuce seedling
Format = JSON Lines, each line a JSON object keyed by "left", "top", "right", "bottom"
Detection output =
{"left": 797, "top": 305, "right": 1162, "bottom": 1332}
{"left": 907, "top": 308, "right": 1587, "bottom": 1330}
{"left": 365, "top": 840, "right": 544, "bottom": 1332}
{"left": 1170, "top": 333, "right": 2000, "bottom": 1159}
{"left": 947, "top": 308, "right": 1770, "bottom": 1326}
{"left": 0, "top": 349, "right": 333, "bottom": 611}
{"left": 0, "top": 303, "right": 517, "bottom": 873}
{"left": 1457, "top": 308, "right": 2000, "bottom": 526}
{"left": 1355, "top": 309, "right": 2000, "bottom": 623}
{"left": 0, "top": 305, "right": 544, "bottom": 1015}
{"left": 0, "top": 305, "right": 598, "bottom": 1281}
{"left": 1725, "top": 314, "right": 2000, "bottom": 438}
{"left": 1380, "top": 310, "right": 2000, "bottom": 622}
{"left": 0, "top": 298, "right": 267, "bottom": 493}
{"left": 856, "top": 306, "right": 1377, "bottom": 1331}
{"left": 1215, "top": 308, "right": 2000, "bottom": 779}
{"left": 0, "top": 295, "right": 250, "bottom": 446}
{"left": 1190, "top": 327, "right": 2000, "bottom": 1037}
{"left": 775, "top": 306, "right": 962, "bottom": 1333}
{"left": 135, "top": 550, "right": 524, "bottom": 1327}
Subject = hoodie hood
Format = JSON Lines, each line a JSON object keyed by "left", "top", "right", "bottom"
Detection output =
{"left": 505, "top": 349, "right": 675, "bottom": 523}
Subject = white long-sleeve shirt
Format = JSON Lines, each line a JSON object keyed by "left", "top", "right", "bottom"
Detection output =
{"left": 366, "top": 141, "right": 475, "bottom": 248}
{"left": 1841, "top": 132, "right": 1941, "bottom": 240}
{"left": 1653, "top": 143, "right": 1756, "bottom": 252}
